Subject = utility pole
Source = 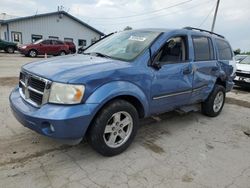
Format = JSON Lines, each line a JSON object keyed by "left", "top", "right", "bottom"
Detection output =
{"left": 211, "top": 0, "right": 220, "bottom": 32}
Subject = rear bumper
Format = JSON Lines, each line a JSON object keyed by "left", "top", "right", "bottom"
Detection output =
{"left": 9, "top": 87, "right": 98, "bottom": 140}
{"left": 234, "top": 76, "right": 250, "bottom": 88}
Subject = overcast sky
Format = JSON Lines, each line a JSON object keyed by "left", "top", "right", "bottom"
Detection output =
{"left": 1, "top": 0, "right": 249, "bottom": 51}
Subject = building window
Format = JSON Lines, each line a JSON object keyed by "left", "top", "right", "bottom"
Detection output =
{"left": 11, "top": 32, "right": 22, "bottom": 44}
{"left": 31, "top": 34, "right": 42, "bottom": 43}
{"left": 64, "top": 38, "right": 73, "bottom": 42}
{"left": 49, "top": 36, "right": 59, "bottom": 40}
{"left": 78, "top": 39, "right": 86, "bottom": 46}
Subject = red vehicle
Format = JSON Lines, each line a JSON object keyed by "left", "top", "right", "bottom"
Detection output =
{"left": 64, "top": 41, "right": 76, "bottom": 54}
{"left": 19, "top": 39, "right": 70, "bottom": 57}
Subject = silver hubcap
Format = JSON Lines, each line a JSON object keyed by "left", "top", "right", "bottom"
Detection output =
{"left": 213, "top": 91, "right": 224, "bottom": 113}
{"left": 60, "top": 52, "right": 65, "bottom": 55}
{"left": 30, "top": 51, "right": 36, "bottom": 57}
{"left": 8, "top": 47, "right": 14, "bottom": 53}
{"left": 103, "top": 111, "right": 133, "bottom": 148}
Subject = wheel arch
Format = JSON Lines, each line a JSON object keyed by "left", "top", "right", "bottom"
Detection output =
{"left": 85, "top": 94, "right": 145, "bottom": 139}
{"left": 29, "top": 49, "right": 38, "bottom": 54}
{"left": 84, "top": 81, "right": 149, "bottom": 135}
{"left": 215, "top": 77, "right": 226, "bottom": 88}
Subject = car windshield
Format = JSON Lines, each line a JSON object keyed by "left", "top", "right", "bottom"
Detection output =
{"left": 84, "top": 30, "right": 161, "bottom": 61}
{"left": 33, "top": 39, "right": 43, "bottom": 44}
{"left": 239, "top": 56, "right": 250, "bottom": 64}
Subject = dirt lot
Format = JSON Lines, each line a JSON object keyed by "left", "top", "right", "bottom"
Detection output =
{"left": 0, "top": 53, "right": 250, "bottom": 188}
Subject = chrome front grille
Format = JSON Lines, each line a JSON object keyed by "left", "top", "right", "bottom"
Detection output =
{"left": 19, "top": 71, "right": 51, "bottom": 107}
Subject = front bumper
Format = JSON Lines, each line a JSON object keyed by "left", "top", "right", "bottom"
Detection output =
{"left": 9, "top": 87, "right": 98, "bottom": 140}
{"left": 18, "top": 48, "right": 29, "bottom": 55}
{"left": 234, "top": 76, "right": 250, "bottom": 88}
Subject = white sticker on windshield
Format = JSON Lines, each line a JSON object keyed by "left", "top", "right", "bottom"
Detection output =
{"left": 129, "top": 36, "right": 146, "bottom": 42}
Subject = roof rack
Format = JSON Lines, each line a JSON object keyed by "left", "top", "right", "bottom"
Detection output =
{"left": 183, "top": 27, "right": 224, "bottom": 38}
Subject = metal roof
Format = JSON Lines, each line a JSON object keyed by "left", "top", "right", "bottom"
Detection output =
{"left": 1, "top": 11, "right": 104, "bottom": 36}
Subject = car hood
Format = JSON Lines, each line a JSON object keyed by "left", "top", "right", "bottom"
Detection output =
{"left": 236, "top": 63, "right": 250, "bottom": 72}
{"left": 22, "top": 54, "right": 132, "bottom": 83}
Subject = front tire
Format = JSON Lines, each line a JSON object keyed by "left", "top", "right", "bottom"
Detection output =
{"left": 202, "top": 84, "right": 225, "bottom": 117}
{"left": 87, "top": 100, "right": 139, "bottom": 156}
{"left": 29, "top": 50, "right": 37, "bottom": 57}
{"left": 59, "top": 51, "right": 66, "bottom": 56}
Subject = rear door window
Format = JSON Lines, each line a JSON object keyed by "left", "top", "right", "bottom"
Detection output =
{"left": 192, "top": 36, "right": 214, "bottom": 61}
{"left": 215, "top": 39, "right": 233, "bottom": 60}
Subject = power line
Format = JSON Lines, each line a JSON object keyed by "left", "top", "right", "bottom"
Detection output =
{"left": 91, "top": 0, "right": 214, "bottom": 26}
{"left": 83, "top": 0, "right": 193, "bottom": 20}
{"left": 198, "top": 4, "right": 216, "bottom": 28}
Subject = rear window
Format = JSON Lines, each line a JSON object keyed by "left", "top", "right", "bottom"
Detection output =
{"left": 192, "top": 36, "right": 214, "bottom": 61}
{"left": 215, "top": 39, "right": 233, "bottom": 60}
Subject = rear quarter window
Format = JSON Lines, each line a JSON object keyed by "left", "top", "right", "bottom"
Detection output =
{"left": 215, "top": 39, "right": 233, "bottom": 60}
{"left": 192, "top": 36, "right": 214, "bottom": 61}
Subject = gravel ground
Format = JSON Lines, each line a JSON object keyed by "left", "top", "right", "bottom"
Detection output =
{"left": 0, "top": 53, "right": 250, "bottom": 188}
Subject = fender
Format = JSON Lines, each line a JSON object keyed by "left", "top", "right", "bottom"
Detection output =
{"left": 85, "top": 81, "right": 150, "bottom": 117}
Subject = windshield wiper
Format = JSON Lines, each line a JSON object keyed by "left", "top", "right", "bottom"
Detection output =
{"left": 89, "top": 52, "right": 112, "bottom": 59}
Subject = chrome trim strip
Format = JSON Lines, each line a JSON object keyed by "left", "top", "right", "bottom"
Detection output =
{"left": 152, "top": 85, "right": 208, "bottom": 100}
{"left": 192, "top": 85, "right": 207, "bottom": 92}
{"left": 27, "top": 86, "right": 44, "bottom": 95}
{"left": 19, "top": 88, "right": 40, "bottom": 108}
{"left": 19, "top": 80, "right": 25, "bottom": 86}
{"left": 153, "top": 90, "right": 192, "bottom": 100}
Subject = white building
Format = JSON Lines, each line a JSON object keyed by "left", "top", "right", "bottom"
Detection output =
{"left": 0, "top": 11, "right": 104, "bottom": 48}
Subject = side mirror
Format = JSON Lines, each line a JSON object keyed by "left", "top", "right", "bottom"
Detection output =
{"left": 150, "top": 49, "right": 162, "bottom": 70}
{"left": 152, "top": 60, "right": 162, "bottom": 70}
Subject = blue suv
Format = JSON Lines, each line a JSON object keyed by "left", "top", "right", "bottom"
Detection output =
{"left": 10, "top": 27, "right": 236, "bottom": 156}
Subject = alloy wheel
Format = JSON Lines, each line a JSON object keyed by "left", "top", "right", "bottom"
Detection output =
{"left": 103, "top": 111, "right": 133, "bottom": 148}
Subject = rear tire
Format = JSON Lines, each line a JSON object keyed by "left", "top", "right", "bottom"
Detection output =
{"left": 29, "top": 50, "right": 37, "bottom": 57}
{"left": 87, "top": 100, "right": 139, "bottom": 156}
{"left": 59, "top": 51, "right": 66, "bottom": 56}
{"left": 201, "top": 84, "right": 225, "bottom": 117}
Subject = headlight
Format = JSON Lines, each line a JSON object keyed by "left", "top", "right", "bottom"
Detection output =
{"left": 49, "top": 82, "right": 85, "bottom": 104}
{"left": 21, "top": 46, "right": 27, "bottom": 49}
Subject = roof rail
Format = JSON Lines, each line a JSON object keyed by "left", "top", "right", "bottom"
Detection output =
{"left": 183, "top": 26, "right": 224, "bottom": 38}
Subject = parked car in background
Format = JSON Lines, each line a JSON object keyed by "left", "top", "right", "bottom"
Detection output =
{"left": 0, "top": 39, "right": 17, "bottom": 53}
{"left": 235, "top": 54, "right": 247, "bottom": 63}
{"left": 18, "top": 39, "right": 70, "bottom": 57}
{"left": 77, "top": 46, "right": 85, "bottom": 54}
{"left": 234, "top": 55, "right": 250, "bottom": 88}
{"left": 10, "top": 27, "right": 235, "bottom": 156}
{"left": 64, "top": 41, "right": 76, "bottom": 53}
